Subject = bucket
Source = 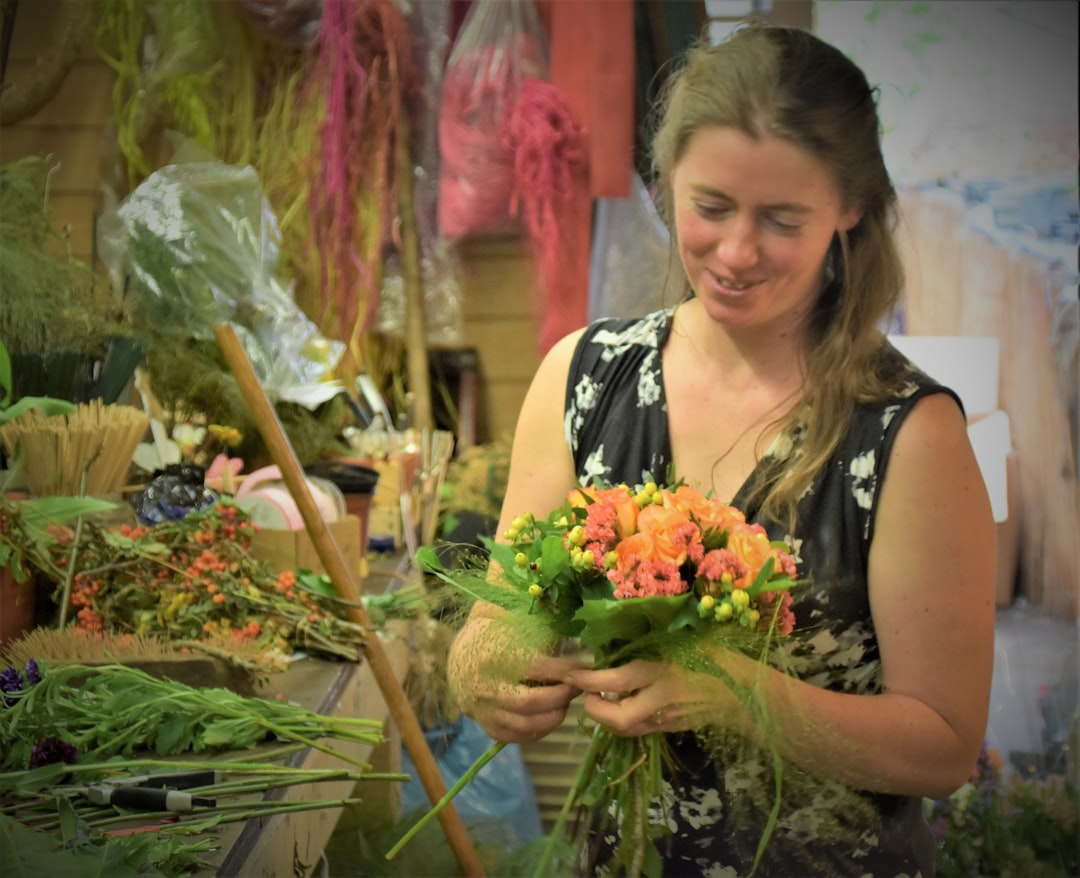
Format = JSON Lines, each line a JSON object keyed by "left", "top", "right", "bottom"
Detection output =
{"left": 1, "top": 565, "right": 35, "bottom": 651}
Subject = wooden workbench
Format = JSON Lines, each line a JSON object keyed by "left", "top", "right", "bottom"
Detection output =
{"left": 201, "top": 554, "right": 415, "bottom": 877}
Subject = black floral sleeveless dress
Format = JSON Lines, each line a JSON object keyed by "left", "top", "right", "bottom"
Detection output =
{"left": 565, "top": 307, "right": 962, "bottom": 878}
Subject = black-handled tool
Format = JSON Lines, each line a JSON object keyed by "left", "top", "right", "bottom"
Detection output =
{"left": 56, "top": 769, "right": 221, "bottom": 812}
{"left": 87, "top": 785, "right": 216, "bottom": 811}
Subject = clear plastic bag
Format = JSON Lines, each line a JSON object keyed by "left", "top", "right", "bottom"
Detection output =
{"left": 399, "top": 716, "right": 543, "bottom": 853}
{"left": 97, "top": 158, "right": 344, "bottom": 406}
{"left": 589, "top": 172, "right": 676, "bottom": 320}
{"left": 437, "top": 0, "right": 548, "bottom": 239}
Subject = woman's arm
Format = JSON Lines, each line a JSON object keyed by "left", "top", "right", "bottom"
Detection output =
{"left": 570, "top": 393, "right": 997, "bottom": 799}
{"left": 446, "top": 329, "right": 588, "bottom": 742}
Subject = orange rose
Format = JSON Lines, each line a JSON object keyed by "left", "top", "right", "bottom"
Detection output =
{"left": 612, "top": 530, "right": 656, "bottom": 571}
{"left": 637, "top": 504, "right": 700, "bottom": 566}
{"left": 664, "top": 485, "right": 746, "bottom": 535}
{"left": 569, "top": 485, "right": 640, "bottom": 539}
{"left": 725, "top": 524, "right": 779, "bottom": 587}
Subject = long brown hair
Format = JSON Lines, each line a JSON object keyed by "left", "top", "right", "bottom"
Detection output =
{"left": 650, "top": 24, "right": 908, "bottom": 529}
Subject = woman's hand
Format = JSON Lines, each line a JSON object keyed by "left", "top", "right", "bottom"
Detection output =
{"left": 448, "top": 611, "right": 585, "bottom": 744}
{"left": 567, "top": 658, "right": 746, "bottom": 737}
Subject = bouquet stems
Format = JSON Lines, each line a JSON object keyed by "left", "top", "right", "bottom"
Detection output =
{"left": 531, "top": 724, "right": 607, "bottom": 878}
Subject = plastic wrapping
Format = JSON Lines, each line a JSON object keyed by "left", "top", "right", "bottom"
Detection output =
{"left": 437, "top": 0, "right": 548, "bottom": 239}
{"left": 232, "top": 0, "right": 324, "bottom": 46}
{"left": 375, "top": 240, "right": 464, "bottom": 346}
{"left": 399, "top": 716, "right": 543, "bottom": 853}
{"left": 97, "top": 159, "right": 344, "bottom": 406}
{"left": 131, "top": 463, "right": 218, "bottom": 525}
{"left": 588, "top": 172, "right": 676, "bottom": 320}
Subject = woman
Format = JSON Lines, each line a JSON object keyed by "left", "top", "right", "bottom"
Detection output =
{"left": 447, "top": 23, "right": 995, "bottom": 876}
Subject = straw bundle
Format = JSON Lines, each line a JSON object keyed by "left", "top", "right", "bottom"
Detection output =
{"left": 0, "top": 400, "right": 149, "bottom": 496}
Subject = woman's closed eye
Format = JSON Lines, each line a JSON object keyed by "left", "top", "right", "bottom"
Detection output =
{"left": 692, "top": 200, "right": 733, "bottom": 220}
{"left": 762, "top": 213, "right": 805, "bottom": 234}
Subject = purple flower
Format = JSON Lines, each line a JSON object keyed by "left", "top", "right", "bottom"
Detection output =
{"left": 0, "top": 666, "right": 23, "bottom": 706}
{"left": 28, "top": 737, "right": 79, "bottom": 768}
{"left": 24, "top": 659, "right": 41, "bottom": 685}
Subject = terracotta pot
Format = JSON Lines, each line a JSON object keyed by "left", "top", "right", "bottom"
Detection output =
{"left": 1, "top": 564, "right": 36, "bottom": 650}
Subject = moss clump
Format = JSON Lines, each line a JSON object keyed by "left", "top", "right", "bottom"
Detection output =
{"left": 142, "top": 333, "right": 352, "bottom": 468}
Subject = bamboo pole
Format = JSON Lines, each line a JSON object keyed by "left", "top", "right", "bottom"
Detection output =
{"left": 396, "top": 113, "right": 434, "bottom": 433}
{"left": 214, "top": 324, "right": 485, "bottom": 877}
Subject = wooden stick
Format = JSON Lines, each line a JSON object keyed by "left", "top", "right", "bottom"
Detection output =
{"left": 214, "top": 324, "right": 486, "bottom": 878}
{"left": 396, "top": 113, "right": 434, "bottom": 434}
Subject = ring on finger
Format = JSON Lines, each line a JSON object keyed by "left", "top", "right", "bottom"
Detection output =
{"left": 599, "top": 690, "right": 635, "bottom": 703}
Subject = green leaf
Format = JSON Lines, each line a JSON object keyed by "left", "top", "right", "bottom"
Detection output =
{"left": 17, "top": 496, "right": 118, "bottom": 539}
{"left": 539, "top": 534, "right": 572, "bottom": 580}
{"left": 745, "top": 557, "right": 776, "bottom": 597}
{"left": 666, "top": 599, "right": 702, "bottom": 634}
{"left": 57, "top": 795, "right": 80, "bottom": 846}
{"left": 0, "top": 396, "right": 77, "bottom": 427}
{"left": 153, "top": 716, "right": 191, "bottom": 755}
{"left": 486, "top": 542, "right": 526, "bottom": 585}
{"left": 574, "top": 594, "right": 693, "bottom": 655}
{"left": 414, "top": 545, "right": 444, "bottom": 574}
{"left": 297, "top": 571, "right": 335, "bottom": 597}
{"left": 99, "top": 531, "right": 168, "bottom": 557}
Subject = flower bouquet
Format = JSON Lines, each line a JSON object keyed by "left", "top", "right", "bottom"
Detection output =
{"left": 391, "top": 480, "right": 803, "bottom": 876}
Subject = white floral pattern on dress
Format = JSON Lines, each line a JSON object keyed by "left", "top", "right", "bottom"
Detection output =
{"left": 849, "top": 449, "right": 877, "bottom": 520}
{"left": 637, "top": 349, "right": 662, "bottom": 408}
{"left": 592, "top": 309, "right": 670, "bottom": 362}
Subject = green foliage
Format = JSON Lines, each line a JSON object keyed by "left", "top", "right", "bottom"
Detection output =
{"left": 929, "top": 746, "right": 1079, "bottom": 877}
{"left": 0, "top": 661, "right": 384, "bottom": 771}
{"left": 0, "top": 158, "right": 133, "bottom": 361}
{"left": 0, "top": 495, "right": 118, "bottom": 581}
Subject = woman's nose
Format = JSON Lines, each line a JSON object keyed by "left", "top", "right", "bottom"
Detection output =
{"left": 716, "top": 216, "right": 758, "bottom": 269}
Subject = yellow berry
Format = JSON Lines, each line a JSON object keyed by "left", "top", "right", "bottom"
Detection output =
{"left": 716, "top": 601, "right": 734, "bottom": 621}
{"left": 515, "top": 552, "right": 528, "bottom": 567}
{"left": 731, "top": 589, "right": 750, "bottom": 611}
{"left": 528, "top": 584, "right": 543, "bottom": 597}
{"left": 700, "top": 594, "right": 716, "bottom": 611}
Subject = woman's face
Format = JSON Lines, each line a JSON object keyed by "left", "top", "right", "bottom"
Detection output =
{"left": 671, "top": 126, "right": 861, "bottom": 334}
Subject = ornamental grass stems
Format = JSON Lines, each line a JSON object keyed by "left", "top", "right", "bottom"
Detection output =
{"left": 0, "top": 401, "right": 149, "bottom": 497}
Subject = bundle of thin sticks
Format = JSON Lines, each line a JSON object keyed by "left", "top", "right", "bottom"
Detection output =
{"left": 0, "top": 400, "right": 148, "bottom": 496}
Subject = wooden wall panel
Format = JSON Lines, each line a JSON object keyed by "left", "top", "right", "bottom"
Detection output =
{"left": 2, "top": 2, "right": 114, "bottom": 272}
{"left": 2, "top": 60, "right": 114, "bottom": 127}
{"left": 457, "top": 236, "right": 542, "bottom": 444}
{"left": 897, "top": 188, "right": 1079, "bottom": 619}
